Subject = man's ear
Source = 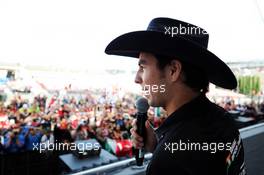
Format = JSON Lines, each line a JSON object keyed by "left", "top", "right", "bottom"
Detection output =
{"left": 169, "top": 60, "right": 182, "bottom": 82}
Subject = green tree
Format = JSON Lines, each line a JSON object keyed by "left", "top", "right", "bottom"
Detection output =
{"left": 238, "top": 75, "right": 261, "bottom": 96}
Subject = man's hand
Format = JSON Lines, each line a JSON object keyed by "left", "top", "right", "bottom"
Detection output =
{"left": 130, "top": 119, "right": 157, "bottom": 153}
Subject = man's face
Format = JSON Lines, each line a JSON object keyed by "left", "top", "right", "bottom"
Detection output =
{"left": 135, "top": 52, "right": 168, "bottom": 107}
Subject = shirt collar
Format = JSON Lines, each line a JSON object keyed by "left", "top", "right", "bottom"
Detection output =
{"left": 155, "top": 94, "right": 210, "bottom": 140}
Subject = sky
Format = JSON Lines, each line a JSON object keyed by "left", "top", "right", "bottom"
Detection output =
{"left": 0, "top": 0, "right": 263, "bottom": 72}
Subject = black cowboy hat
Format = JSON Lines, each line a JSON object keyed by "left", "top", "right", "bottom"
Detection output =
{"left": 105, "top": 17, "right": 237, "bottom": 89}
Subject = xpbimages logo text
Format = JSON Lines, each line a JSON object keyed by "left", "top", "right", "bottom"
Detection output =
{"left": 141, "top": 84, "right": 166, "bottom": 96}
{"left": 164, "top": 140, "right": 232, "bottom": 154}
{"left": 164, "top": 24, "right": 208, "bottom": 37}
{"left": 32, "top": 140, "right": 100, "bottom": 153}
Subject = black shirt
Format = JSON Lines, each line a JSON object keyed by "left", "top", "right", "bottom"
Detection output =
{"left": 146, "top": 94, "right": 246, "bottom": 175}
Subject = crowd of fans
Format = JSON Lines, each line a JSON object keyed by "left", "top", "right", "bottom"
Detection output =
{"left": 0, "top": 89, "right": 263, "bottom": 156}
{"left": 216, "top": 97, "right": 264, "bottom": 120}
{"left": 0, "top": 89, "right": 165, "bottom": 156}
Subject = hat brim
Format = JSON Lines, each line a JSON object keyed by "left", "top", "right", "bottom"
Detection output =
{"left": 105, "top": 31, "right": 237, "bottom": 89}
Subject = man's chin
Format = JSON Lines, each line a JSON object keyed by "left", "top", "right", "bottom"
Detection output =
{"left": 144, "top": 95, "right": 159, "bottom": 107}
{"left": 143, "top": 94, "right": 152, "bottom": 103}
{"left": 143, "top": 93, "right": 150, "bottom": 98}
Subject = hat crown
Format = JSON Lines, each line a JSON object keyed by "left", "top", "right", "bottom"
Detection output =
{"left": 105, "top": 17, "right": 237, "bottom": 89}
{"left": 147, "top": 18, "right": 209, "bottom": 48}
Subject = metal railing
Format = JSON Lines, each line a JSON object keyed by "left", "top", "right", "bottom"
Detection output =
{"left": 70, "top": 153, "right": 152, "bottom": 175}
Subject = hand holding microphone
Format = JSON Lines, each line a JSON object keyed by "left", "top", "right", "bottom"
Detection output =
{"left": 130, "top": 97, "right": 157, "bottom": 166}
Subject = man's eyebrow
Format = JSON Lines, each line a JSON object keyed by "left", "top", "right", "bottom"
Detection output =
{"left": 138, "top": 59, "right": 147, "bottom": 66}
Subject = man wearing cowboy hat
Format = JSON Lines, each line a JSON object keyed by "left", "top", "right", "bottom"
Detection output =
{"left": 105, "top": 18, "right": 246, "bottom": 175}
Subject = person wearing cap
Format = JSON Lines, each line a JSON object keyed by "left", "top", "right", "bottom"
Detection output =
{"left": 105, "top": 18, "right": 246, "bottom": 175}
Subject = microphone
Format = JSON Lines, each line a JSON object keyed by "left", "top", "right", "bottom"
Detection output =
{"left": 135, "top": 97, "right": 150, "bottom": 166}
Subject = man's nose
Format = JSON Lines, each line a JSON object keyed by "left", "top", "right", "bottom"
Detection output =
{"left": 134, "top": 71, "right": 142, "bottom": 84}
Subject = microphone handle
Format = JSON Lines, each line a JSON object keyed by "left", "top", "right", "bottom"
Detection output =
{"left": 135, "top": 112, "right": 147, "bottom": 166}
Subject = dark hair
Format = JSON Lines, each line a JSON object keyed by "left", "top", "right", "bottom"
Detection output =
{"left": 122, "top": 132, "right": 129, "bottom": 139}
{"left": 155, "top": 54, "right": 209, "bottom": 94}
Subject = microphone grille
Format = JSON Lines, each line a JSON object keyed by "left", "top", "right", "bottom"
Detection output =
{"left": 136, "top": 97, "right": 150, "bottom": 113}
